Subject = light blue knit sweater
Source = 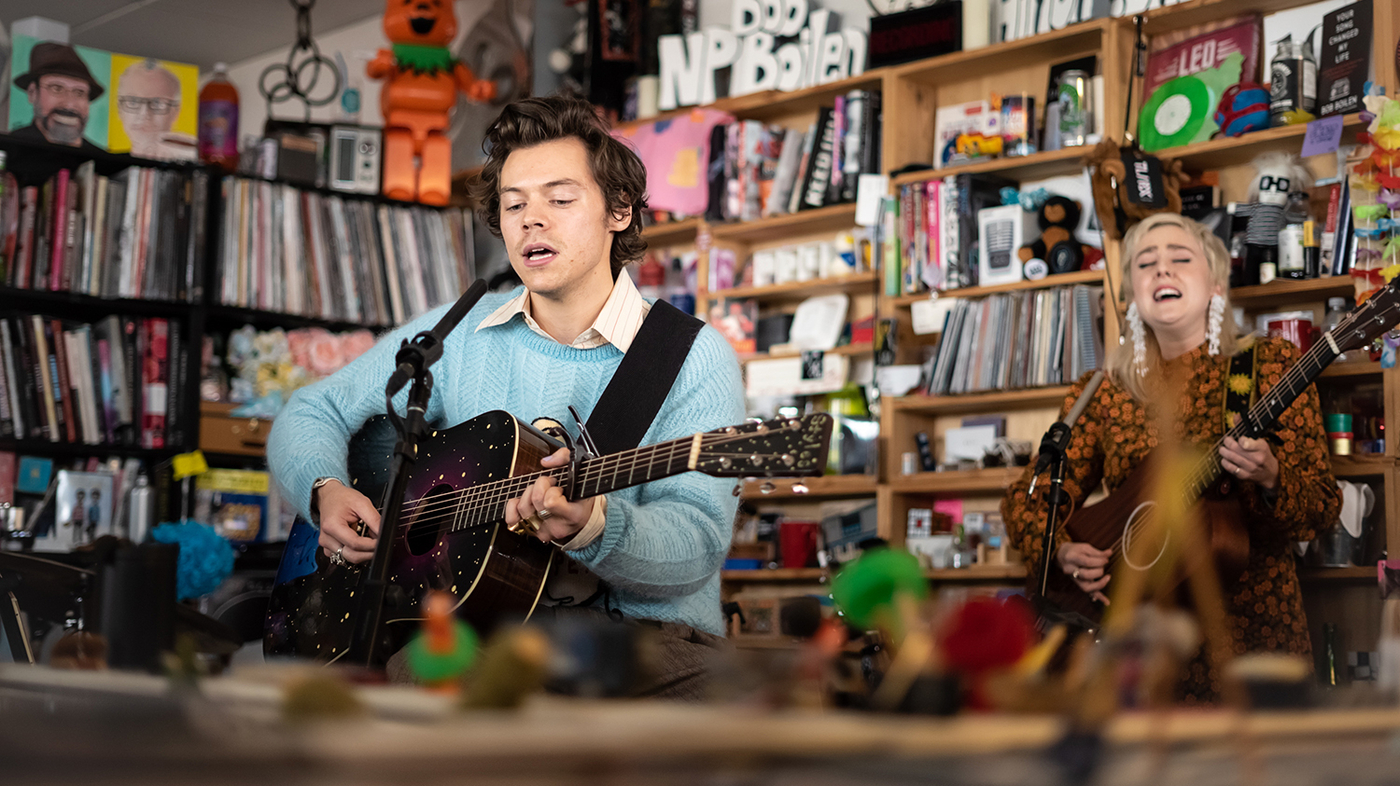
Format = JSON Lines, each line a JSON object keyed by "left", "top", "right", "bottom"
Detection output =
{"left": 265, "top": 289, "right": 745, "bottom": 636}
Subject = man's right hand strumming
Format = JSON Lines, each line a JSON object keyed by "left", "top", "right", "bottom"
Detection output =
{"left": 314, "top": 479, "right": 381, "bottom": 565}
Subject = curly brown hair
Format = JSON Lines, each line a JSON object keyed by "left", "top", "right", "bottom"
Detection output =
{"left": 469, "top": 95, "right": 649, "bottom": 278}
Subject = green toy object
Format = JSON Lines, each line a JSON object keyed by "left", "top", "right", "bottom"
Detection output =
{"left": 831, "top": 549, "right": 929, "bottom": 631}
{"left": 405, "top": 592, "right": 480, "bottom": 686}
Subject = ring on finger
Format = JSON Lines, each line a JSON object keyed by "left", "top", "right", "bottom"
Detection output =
{"left": 1073, "top": 568, "right": 1081, "bottom": 580}
{"left": 537, "top": 509, "right": 553, "bottom": 521}
{"left": 329, "top": 545, "right": 346, "bottom": 566}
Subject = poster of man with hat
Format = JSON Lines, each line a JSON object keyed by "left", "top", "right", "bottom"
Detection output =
{"left": 9, "top": 37, "right": 109, "bottom": 152}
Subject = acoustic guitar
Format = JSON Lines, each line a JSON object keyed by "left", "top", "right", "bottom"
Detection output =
{"left": 264, "top": 409, "right": 833, "bottom": 663}
{"left": 1040, "top": 276, "right": 1400, "bottom": 623}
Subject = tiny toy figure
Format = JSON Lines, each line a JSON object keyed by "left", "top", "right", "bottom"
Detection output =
{"left": 369, "top": 0, "right": 497, "bottom": 205}
{"left": 1229, "top": 152, "right": 1312, "bottom": 286}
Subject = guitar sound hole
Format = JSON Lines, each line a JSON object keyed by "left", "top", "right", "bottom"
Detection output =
{"left": 404, "top": 484, "right": 454, "bottom": 557}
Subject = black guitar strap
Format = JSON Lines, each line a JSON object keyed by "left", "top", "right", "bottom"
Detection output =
{"left": 586, "top": 298, "right": 705, "bottom": 454}
{"left": 1222, "top": 343, "right": 1258, "bottom": 434}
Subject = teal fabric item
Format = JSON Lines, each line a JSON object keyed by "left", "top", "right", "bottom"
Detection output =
{"left": 266, "top": 288, "right": 745, "bottom": 636}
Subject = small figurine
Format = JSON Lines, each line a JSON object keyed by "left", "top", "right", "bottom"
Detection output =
{"left": 404, "top": 591, "right": 478, "bottom": 694}
{"left": 368, "top": 0, "right": 497, "bottom": 205}
{"left": 1228, "top": 152, "right": 1313, "bottom": 286}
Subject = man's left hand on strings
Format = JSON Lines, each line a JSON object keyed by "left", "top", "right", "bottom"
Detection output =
{"left": 504, "top": 447, "right": 598, "bottom": 543}
{"left": 1220, "top": 435, "right": 1279, "bottom": 489}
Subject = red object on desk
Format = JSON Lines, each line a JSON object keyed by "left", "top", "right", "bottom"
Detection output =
{"left": 780, "top": 520, "right": 822, "bottom": 568}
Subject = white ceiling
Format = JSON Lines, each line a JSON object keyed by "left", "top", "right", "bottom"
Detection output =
{"left": 0, "top": 0, "right": 386, "bottom": 70}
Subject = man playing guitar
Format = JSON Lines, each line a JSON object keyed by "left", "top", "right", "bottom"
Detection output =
{"left": 266, "top": 95, "right": 745, "bottom": 698}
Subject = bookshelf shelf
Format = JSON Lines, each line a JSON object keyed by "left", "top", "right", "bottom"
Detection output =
{"left": 711, "top": 69, "right": 887, "bottom": 123}
{"left": 925, "top": 564, "right": 1025, "bottom": 581}
{"left": 1331, "top": 455, "right": 1392, "bottom": 478}
{"left": 892, "top": 18, "right": 1109, "bottom": 85}
{"left": 738, "top": 342, "right": 874, "bottom": 364}
{"left": 0, "top": 439, "right": 183, "bottom": 461}
{"left": 642, "top": 218, "right": 703, "bottom": 248}
{"left": 1163, "top": 114, "right": 1365, "bottom": 172}
{"left": 712, "top": 271, "right": 877, "bottom": 301}
{"left": 204, "top": 305, "right": 389, "bottom": 334}
{"left": 0, "top": 287, "right": 194, "bottom": 321}
{"left": 888, "top": 269, "right": 1105, "bottom": 308}
{"left": 891, "top": 386, "right": 1072, "bottom": 416}
{"left": 1229, "top": 278, "right": 1356, "bottom": 309}
{"left": 1298, "top": 566, "right": 1376, "bottom": 582}
{"left": 889, "top": 467, "right": 1024, "bottom": 495}
{"left": 1318, "top": 361, "right": 1384, "bottom": 380}
{"left": 1137, "top": 0, "right": 1353, "bottom": 36}
{"left": 721, "top": 568, "right": 827, "bottom": 582}
{"left": 742, "top": 474, "right": 878, "bottom": 500}
{"left": 890, "top": 148, "right": 1088, "bottom": 190}
{"left": 710, "top": 203, "right": 858, "bottom": 244}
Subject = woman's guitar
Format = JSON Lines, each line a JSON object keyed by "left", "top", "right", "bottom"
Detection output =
{"left": 1040, "top": 277, "right": 1400, "bottom": 623}
{"left": 264, "top": 409, "right": 833, "bottom": 663}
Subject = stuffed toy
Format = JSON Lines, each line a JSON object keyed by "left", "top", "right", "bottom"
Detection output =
{"left": 1018, "top": 195, "right": 1090, "bottom": 274}
{"left": 1228, "top": 151, "right": 1313, "bottom": 285}
{"left": 369, "top": 0, "right": 497, "bottom": 205}
{"left": 1082, "top": 138, "right": 1186, "bottom": 241}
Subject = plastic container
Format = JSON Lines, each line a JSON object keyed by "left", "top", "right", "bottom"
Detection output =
{"left": 1322, "top": 298, "right": 1350, "bottom": 362}
{"left": 198, "top": 63, "right": 240, "bottom": 173}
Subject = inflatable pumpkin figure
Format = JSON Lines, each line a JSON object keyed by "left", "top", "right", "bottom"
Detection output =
{"left": 368, "top": 0, "right": 496, "bottom": 205}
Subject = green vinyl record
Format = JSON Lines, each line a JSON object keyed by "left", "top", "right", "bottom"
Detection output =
{"left": 1139, "top": 75, "right": 1210, "bottom": 151}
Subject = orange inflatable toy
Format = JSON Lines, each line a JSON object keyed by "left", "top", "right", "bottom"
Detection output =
{"left": 368, "top": 0, "right": 496, "bottom": 205}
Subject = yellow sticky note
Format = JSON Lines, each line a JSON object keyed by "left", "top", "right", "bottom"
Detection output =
{"left": 172, "top": 451, "right": 209, "bottom": 480}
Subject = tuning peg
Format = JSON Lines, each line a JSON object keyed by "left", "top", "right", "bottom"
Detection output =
{"left": 759, "top": 482, "right": 776, "bottom": 495}
{"left": 792, "top": 483, "right": 809, "bottom": 495}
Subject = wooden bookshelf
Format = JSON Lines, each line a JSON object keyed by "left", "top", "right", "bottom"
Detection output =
{"left": 890, "top": 147, "right": 1088, "bottom": 190}
{"left": 642, "top": 218, "right": 703, "bottom": 248}
{"left": 1229, "top": 278, "right": 1356, "bottom": 310}
{"left": 888, "top": 467, "right": 1025, "bottom": 495}
{"left": 891, "top": 18, "right": 1110, "bottom": 86}
{"left": 721, "top": 568, "right": 827, "bottom": 582}
{"left": 1298, "top": 566, "right": 1377, "bottom": 582}
{"left": 1166, "top": 114, "right": 1366, "bottom": 172}
{"left": 742, "top": 474, "right": 878, "bottom": 500}
{"left": 890, "top": 386, "right": 1072, "bottom": 416}
{"left": 712, "top": 271, "right": 878, "bottom": 301}
{"left": 926, "top": 564, "right": 1025, "bottom": 581}
{"left": 738, "top": 342, "right": 874, "bottom": 364}
{"left": 1318, "top": 361, "right": 1384, "bottom": 380}
{"left": 888, "top": 269, "right": 1105, "bottom": 308}
{"left": 710, "top": 203, "right": 859, "bottom": 244}
{"left": 1330, "top": 454, "right": 1392, "bottom": 477}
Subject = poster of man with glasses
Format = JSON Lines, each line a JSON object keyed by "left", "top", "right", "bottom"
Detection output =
{"left": 10, "top": 37, "right": 198, "bottom": 161}
{"left": 8, "top": 39, "right": 109, "bottom": 152}
{"left": 109, "top": 54, "right": 198, "bottom": 160}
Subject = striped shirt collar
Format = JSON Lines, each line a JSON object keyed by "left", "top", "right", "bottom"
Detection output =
{"left": 474, "top": 270, "right": 651, "bottom": 352}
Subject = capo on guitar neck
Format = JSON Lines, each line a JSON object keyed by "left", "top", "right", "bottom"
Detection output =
{"left": 536, "top": 407, "right": 600, "bottom": 501}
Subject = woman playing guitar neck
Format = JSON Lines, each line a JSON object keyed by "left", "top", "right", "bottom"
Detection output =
{"left": 1002, "top": 213, "right": 1341, "bottom": 704}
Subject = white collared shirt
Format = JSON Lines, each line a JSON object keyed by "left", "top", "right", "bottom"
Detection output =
{"left": 474, "top": 271, "right": 652, "bottom": 550}
{"left": 475, "top": 269, "right": 651, "bottom": 351}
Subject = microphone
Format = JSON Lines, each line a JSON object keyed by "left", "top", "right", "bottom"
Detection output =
{"left": 387, "top": 279, "right": 489, "bottom": 395}
{"left": 1028, "top": 370, "right": 1105, "bottom": 497}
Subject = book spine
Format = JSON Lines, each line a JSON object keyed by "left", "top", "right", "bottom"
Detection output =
{"left": 165, "top": 318, "right": 185, "bottom": 449}
{"left": 96, "top": 337, "right": 117, "bottom": 445}
{"left": 29, "top": 315, "right": 57, "bottom": 441}
{"left": 140, "top": 318, "right": 168, "bottom": 449}
{"left": 0, "top": 320, "right": 22, "bottom": 439}
{"left": 15, "top": 187, "right": 38, "bottom": 289}
{"left": 49, "top": 319, "right": 77, "bottom": 443}
{"left": 49, "top": 169, "right": 69, "bottom": 291}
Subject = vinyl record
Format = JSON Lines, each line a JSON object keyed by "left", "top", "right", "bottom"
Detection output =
{"left": 1140, "top": 75, "right": 1210, "bottom": 151}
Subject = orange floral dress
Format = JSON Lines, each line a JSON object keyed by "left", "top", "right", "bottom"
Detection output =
{"left": 1001, "top": 337, "right": 1341, "bottom": 703}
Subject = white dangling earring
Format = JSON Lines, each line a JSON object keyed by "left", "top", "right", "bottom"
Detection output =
{"left": 1127, "top": 302, "right": 1148, "bottom": 377}
{"left": 1206, "top": 293, "right": 1225, "bottom": 356}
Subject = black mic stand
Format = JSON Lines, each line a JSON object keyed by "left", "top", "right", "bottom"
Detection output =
{"left": 1030, "top": 423, "right": 1072, "bottom": 599}
{"left": 347, "top": 280, "right": 488, "bottom": 667}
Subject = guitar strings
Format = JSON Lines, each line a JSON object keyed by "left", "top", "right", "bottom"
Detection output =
{"left": 385, "top": 428, "right": 804, "bottom": 533}
{"left": 1115, "top": 335, "right": 1341, "bottom": 551}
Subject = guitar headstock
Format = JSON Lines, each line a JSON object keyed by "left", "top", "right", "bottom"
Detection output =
{"left": 691, "top": 414, "right": 834, "bottom": 478}
{"left": 1333, "top": 277, "right": 1400, "bottom": 353}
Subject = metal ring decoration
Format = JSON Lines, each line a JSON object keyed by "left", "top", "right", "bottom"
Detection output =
{"left": 259, "top": 0, "right": 342, "bottom": 120}
{"left": 329, "top": 545, "right": 346, "bottom": 566}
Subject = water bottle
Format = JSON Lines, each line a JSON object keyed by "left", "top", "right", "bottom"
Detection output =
{"left": 127, "top": 474, "right": 154, "bottom": 544}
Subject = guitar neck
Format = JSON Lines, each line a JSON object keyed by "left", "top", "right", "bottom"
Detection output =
{"left": 458, "top": 435, "right": 699, "bottom": 530}
{"left": 1182, "top": 336, "right": 1340, "bottom": 500}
